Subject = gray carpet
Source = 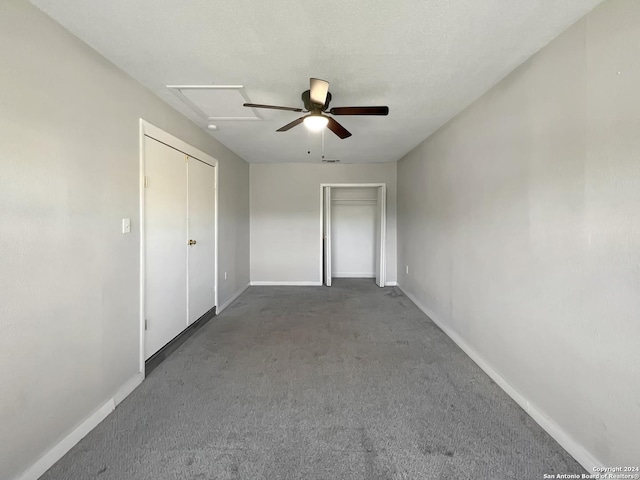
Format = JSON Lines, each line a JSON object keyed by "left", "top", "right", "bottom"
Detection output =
{"left": 41, "top": 279, "right": 585, "bottom": 479}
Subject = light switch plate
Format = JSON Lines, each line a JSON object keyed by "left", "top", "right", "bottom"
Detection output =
{"left": 122, "top": 218, "right": 131, "bottom": 234}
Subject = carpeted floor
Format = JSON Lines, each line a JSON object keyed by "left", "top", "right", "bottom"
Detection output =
{"left": 41, "top": 279, "right": 585, "bottom": 479}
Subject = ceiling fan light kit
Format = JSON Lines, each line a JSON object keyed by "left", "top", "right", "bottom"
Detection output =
{"left": 244, "top": 77, "right": 389, "bottom": 140}
{"left": 303, "top": 115, "right": 329, "bottom": 132}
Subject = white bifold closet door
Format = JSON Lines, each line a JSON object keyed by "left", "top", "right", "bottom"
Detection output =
{"left": 375, "top": 186, "right": 386, "bottom": 287}
{"left": 323, "top": 186, "right": 332, "bottom": 287}
{"left": 144, "top": 137, "right": 188, "bottom": 360}
{"left": 187, "top": 159, "right": 216, "bottom": 324}
{"left": 144, "top": 136, "right": 216, "bottom": 360}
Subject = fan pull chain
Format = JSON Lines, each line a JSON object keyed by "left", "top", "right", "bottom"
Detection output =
{"left": 321, "top": 129, "right": 325, "bottom": 159}
{"left": 307, "top": 130, "right": 311, "bottom": 155}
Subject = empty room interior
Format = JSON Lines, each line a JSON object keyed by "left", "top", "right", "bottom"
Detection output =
{"left": 1, "top": 0, "right": 639, "bottom": 478}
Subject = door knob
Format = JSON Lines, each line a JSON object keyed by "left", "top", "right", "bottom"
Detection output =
{"left": 188, "top": 239, "right": 197, "bottom": 245}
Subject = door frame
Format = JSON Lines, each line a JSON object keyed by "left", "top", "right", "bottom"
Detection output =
{"left": 319, "top": 183, "right": 386, "bottom": 287}
{"left": 139, "top": 119, "right": 219, "bottom": 374}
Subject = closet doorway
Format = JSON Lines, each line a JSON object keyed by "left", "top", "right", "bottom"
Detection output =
{"left": 321, "top": 184, "right": 386, "bottom": 287}
{"left": 140, "top": 121, "right": 218, "bottom": 367}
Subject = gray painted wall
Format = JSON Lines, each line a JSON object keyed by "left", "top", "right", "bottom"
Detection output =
{"left": 397, "top": 0, "right": 639, "bottom": 467}
{"left": 250, "top": 163, "right": 397, "bottom": 284}
{"left": 0, "top": 2, "right": 249, "bottom": 479}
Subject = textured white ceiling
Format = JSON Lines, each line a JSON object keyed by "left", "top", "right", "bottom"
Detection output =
{"left": 30, "top": 0, "right": 603, "bottom": 164}
{"left": 170, "top": 87, "right": 260, "bottom": 120}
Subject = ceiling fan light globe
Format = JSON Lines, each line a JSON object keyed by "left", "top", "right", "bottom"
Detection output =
{"left": 304, "top": 115, "right": 329, "bottom": 132}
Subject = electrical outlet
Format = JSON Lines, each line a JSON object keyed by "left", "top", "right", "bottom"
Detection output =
{"left": 122, "top": 218, "right": 131, "bottom": 234}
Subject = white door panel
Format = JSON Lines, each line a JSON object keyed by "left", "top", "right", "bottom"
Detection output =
{"left": 144, "top": 137, "right": 188, "bottom": 359}
{"left": 187, "top": 159, "right": 216, "bottom": 324}
{"left": 324, "top": 187, "right": 332, "bottom": 286}
{"left": 375, "top": 186, "right": 386, "bottom": 287}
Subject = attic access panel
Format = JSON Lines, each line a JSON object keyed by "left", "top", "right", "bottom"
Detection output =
{"left": 167, "top": 85, "right": 260, "bottom": 121}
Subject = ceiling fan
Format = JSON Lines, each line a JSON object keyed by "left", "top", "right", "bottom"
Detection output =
{"left": 243, "top": 78, "right": 389, "bottom": 139}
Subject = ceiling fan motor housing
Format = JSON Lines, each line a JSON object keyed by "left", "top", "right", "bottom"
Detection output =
{"left": 302, "top": 90, "right": 332, "bottom": 112}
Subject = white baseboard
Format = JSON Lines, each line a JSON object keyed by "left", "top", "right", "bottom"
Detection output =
{"left": 396, "top": 284, "right": 604, "bottom": 472}
{"left": 333, "top": 273, "right": 375, "bottom": 278}
{"left": 113, "top": 371, "right": 144, "bottom": 406}
{"left": 217, "top": 283, "right": 250, "bottom": 314}
{"left": 250, "top": 281, "right": 322, "bottom": 286}
{"left": 385, "top": 281, "right": 397, "bottom": 286}
{"left": 16, "top": 372, "right": 144, "bottom": 480}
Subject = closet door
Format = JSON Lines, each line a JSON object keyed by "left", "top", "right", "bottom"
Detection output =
{"left": 144, "top": 137, "right": 188, "bottom": 360}
{"left": 324, "top": 187, "right": 332, "bottom": 286}
{"left": 375, "top": 186, "right": 386, "bottom": 287}
{"left": 187, "top": 158, "right": 216, "bottom": 324}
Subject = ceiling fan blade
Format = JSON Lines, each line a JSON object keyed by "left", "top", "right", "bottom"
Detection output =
{"left": 244, "top": 103, "right": 303, "bottom": 112}
{"left": 327, "top": 117, "right": 352, "bottom": 139}
{"left": 310, "top": 78, "right": 329, "bottom": 106}
{"left": 329, "top": 106, "right": 389, "bottom": 116}
{"left": 276, "top": 116, "right": 305, "bottom": 132}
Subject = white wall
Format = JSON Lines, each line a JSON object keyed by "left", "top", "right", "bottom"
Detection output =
{"left": 251, "top": 163, "right": 397, "bottom": 284}
{"left": 0, "top": 2, "right": 249, "bottom": 479}
{"left": 331, "top": 187, "right": 377, "bottom": 278}
{"left": 397, "top": 0, "right": 639, "bottom": 468}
